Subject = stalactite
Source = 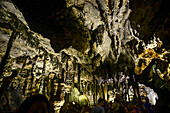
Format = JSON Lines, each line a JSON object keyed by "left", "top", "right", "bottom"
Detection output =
{"left": 125, "top": 81, "right": 128, "bottom": 101}
{"left": 96, "top": 0, "right": 107, "bottom": 23}
{"left": 96, "top": 79, "right": 98, "bottom": 104}
{"left": 50, "top": 73, "right": 57, "bottom": 112}
{"left": 72, "top": 58, "right": 76, "bottom": 83}
{"left": 19, "top": 56, "right": 29, "bottom": 75}
{"left": 134, "top": 74, "right": 142, "bottom": 103}
{"left": 47, "top": 73, "right": 50, "bottom": 97}
{"left": 16, "top": 77, "right": 21, "bottom": 93}
{"left": 78, "top": 64, "right": 81, "bottom": 91}
{"left": 30, "top": 56, "right": 38, "bottom": 93}
{"left": 129, "top": 73, "right": 137, "bottom": 99}
{"left": 115, "top": 70, "right": 119, "bottom": 90}
{"left": 61, "top": 68, "right": 65, "bottom": 84}
{"left": 39, "top": 52, "right": 47, "bottom": 94}
{"left": 107, "top": 84, "right": 109, "bottom": 101}
{"left": 92, "top": 82, "right": 95, "bottom": 105}
{"left": 22, "top": 78, "right": 27, "bottom": 95}
{"left": 123, "top": 80, "right": 127, "bottom": 101}
{"left": 35, "top": 78, "right": 41, "bottom": 94}
{"left": 56, "top": 72, "right": 62, "bottom": 101}
{"left": 4, "top": 90, "right": 11, "bottom": 112}
{"left": 128, "top": 69, "right": 141, "bottom": 102}
{"left": 72, "top": 73, "right": 75, "bottom": 84}
{"left": 0, "top": 31, "right": 19, "bottom": 78}
{"left": 93, "top": 78, "right": 97, "bottom": 104}
{"left": 42, "top": 54, "right": 48, "bottom": 95}
{"left": 25, "top": 71, "right": 31, "bottom": 96}
{"left": 0, "top": 70, "right": 18, "bottom": 99}
{"left": 127, "top": 82, "right": 130, "bottom": 102}
{"left": 101, "top": 82, "right": 105, "bottom": 101}
{"left": 42, "top": 76, "right": 47, "bottom": 95}
{"left": 65, "top": 58, "right": 69, "bottom": 83}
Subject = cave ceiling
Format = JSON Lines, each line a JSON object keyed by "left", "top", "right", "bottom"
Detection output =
{"left": 129, "top": 0, "right": 170, "bottom": 49}
{"left": 0, "top": 0, "right": 169, "bottom": 95}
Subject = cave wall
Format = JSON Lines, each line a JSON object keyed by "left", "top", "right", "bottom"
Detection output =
{"left": 0, "top": 1, "right": 95, "bottom": 111}
{"left": 0, "top": 0, "right": 169, "bottom": 112}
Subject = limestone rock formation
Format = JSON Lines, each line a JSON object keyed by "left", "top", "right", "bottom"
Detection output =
{"left": 0, "top": 0, "right": 169, "bottom": 112}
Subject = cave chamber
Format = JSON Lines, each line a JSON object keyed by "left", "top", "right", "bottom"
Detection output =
{"left": 0, "top": 0, "right": 169, "bottom": 113}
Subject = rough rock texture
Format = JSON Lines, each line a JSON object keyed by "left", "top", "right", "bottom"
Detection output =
{"left": 129, "top": 0, "right": 170, "bottom": 49}
{"left": 0, "top": 0, "right": 169, "bottom": 113}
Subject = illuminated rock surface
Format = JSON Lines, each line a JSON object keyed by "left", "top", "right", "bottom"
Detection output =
{"left": 0, "top": 0, "right": 169, "bottom": 113}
